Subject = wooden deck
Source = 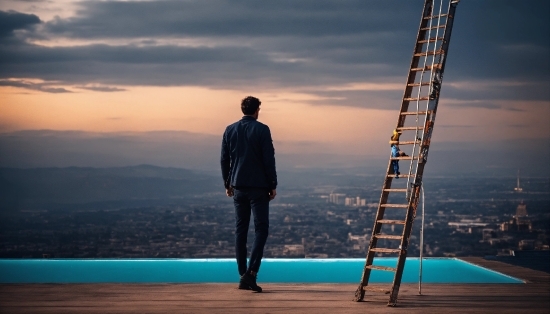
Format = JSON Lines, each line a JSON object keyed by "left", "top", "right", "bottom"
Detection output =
{"left": 1, "top": 258, "right": 549, "bottom": 313}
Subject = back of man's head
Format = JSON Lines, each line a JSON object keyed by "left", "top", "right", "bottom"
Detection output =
{"left": 241, "top": 96, "right": 261, "bottom": 115}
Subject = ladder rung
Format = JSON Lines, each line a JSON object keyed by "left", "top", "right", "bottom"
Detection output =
{"left": 407, "top": 82, "right": 431, "bottom": 87}
{"left": 389, "top": 140, "right": 421, "bottom": 145}
{"left": 424, "top": 14, "right": 448, "bottom": 20}
{"left": 411, "top": 64, "right": 441, "bottom": 71}
{"left": 364, "top": 286, "right": 391, "bottom": 294}
{"left": 366, "top": 265, "right": 397, "bottom": 272}
{"left": 390, "top": 156, "right": 419, "bottom": 160}
{"left": 374, "top": 234, "right": 403, "bottom": 240}
{"left": 414, "top": 50, "right": 444, "bottom": 57}
{"left": 388, "top": 174, "right": 414, "bottom": 178}
{"left": 370, "top": 248, "right": 402, "bottom": 254}
{"left": 396, "top": 126, "right": 424, "bottom": 131}
{"left": 420, "top": 24, "right": 446, "bottom": 31}
{"left": 418, "top": 37, "right": 444, "bottom": 44}
{"left": 383, "top": 188, "right": 408, "bottom": 193}
{"left": 400, "top": 111, "right": 429, "bottom": 115}
{"left": 403, "top": 97, "right": 430, "bottom": 102}
{"left": 377, "top": 219, "right": 406, "bottom": 225}
{"left": 380, "top": 203, "right": 409, "bottom": 208}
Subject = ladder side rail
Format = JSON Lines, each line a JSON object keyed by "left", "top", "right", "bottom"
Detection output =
{"left": 430, "top": 0, "right": 458, "bottom": 110}
{"left": 405, "top": 1, "right": 438, "bottom": 192}
{"left": 355, "top": 159, "right": 394, "bottom": 301}
{"left": 404, "top": 0, "right": 436, "bottom": 194}
{"left": 359, "top": 170, "right": 392, "bottom": 285}
{"left": 417, "top": 0, "right": 458, "bottom": 167}
{"left": 397, "top": 0, "right": 434, "bottom": 127}
{"left": 388, "top": 183, "right": 422, "bottom": 306}
{"left": 410, "top": 0, "right": 446, "bottom": 191}
{"left": 437, "top": 0, "right": 458, "bottom": 77}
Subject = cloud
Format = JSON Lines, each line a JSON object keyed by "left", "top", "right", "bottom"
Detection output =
{"left": 0, "top": 1, "right": 548, "bottom": 111}
{"left": 444, "top": 80, "right": 550, "bottom": 103}
{"left": 441, "top": 99, "right": 528, "bottom": 112}
{"left": 78, "top": 85, "right": 125, "bottom": 92}
{"left": 0, "top": 10, "right": 41, "bottom": 38}
{"left": 0, "top": 78, "right": 71, "bottom": 93}
{"left": 44, "top": 0, "right": 416, "bottom": 38}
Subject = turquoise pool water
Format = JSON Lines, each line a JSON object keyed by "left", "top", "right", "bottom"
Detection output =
{"left": 0, "top": 258, "right": 523, "bottom": 284}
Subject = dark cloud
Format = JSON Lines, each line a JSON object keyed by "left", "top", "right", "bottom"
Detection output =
{"left": 0, "top": 1, "right": 548, "bottom": 109}
{"left": 0, "top": 40, "right": 398, "bottom": 89}
{"left": 0, "top": 79, "right": 71, "bottom": 93}
{"left": 0, "top": 10, "right": 41, "bottom": 38}
{"left": 443, "top": 81, "right": 550, "bottom": 103}
{"left": 45, "top": 0, "right": 418, "bottom": 38}
{"left": 443, "top": 101, "right": 504, "bottom": 111}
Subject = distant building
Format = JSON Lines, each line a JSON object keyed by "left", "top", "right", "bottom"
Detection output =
{"left": 329, "top": 193, "right": 346, "bottom": 205}
{"left": 518, "top": 239, "right": 535, "bottom": 250}
{"left": 283, "top": 244, "right": 305, "bottom": 256}
{"left": 515, "top": 202, "right": 531, "bottom": 231}
{"left": 348, "top": 233, "right": 369, "bottom": 252}
{"left": 448, "top": 220, "right": 488, "bottom": 232}
{"left": 516, "top": 202, "right": 528, "bottom": 217}
{"left": 344, "top": 196, "right": 367, "bottom": 207}
{"left": 500, "top": 202, "right": 532, "bottom": 232}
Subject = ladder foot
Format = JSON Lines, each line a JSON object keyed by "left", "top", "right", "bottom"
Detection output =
{"left": 353, "top": 284, "right": 365, "bottom": 302}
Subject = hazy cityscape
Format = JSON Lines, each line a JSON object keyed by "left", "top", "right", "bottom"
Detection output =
{"left": 1, "top": 166, "right": 548, "bottom": 260}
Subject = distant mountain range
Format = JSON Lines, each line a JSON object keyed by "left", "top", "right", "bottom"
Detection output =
{"left": 0, "top": 165, "right": 221, "bottom": 211}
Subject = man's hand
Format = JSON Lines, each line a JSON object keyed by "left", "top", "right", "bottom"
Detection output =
{"left": 226, "top": 187, "right": 234, "bottom": 197}
{"left": 269, "top": 189, "right": 277, "bottom": 200}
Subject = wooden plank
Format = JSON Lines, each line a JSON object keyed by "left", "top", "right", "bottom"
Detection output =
{"left": 366, "top": 265, "right": 397, "bottom": 272}
{"left": 370, "top": 248, "right": 401, "bottom": 254}
{"left": 383, "top": 189, "right": 408, "bottom": 193}
{"left": 403, "top": 97, "right": 430, "bottom": 102}
{"left": 374, "top": 234, "right": 403, "bottom": 240}
{"left": 380, "top": 204, "right": 409, "bottom": 208}
{"left": 389, "top": 140, "right": 421, "bottom": 145}
{"left": 377, "top": 219, "right": 406, "bottom": 225}
{"left": 396, "top": 126, "right": 424, "bottom": 131}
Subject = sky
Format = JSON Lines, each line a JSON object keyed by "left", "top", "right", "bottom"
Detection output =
{"left": 0, "top": 0, "right": 549, "bottom": 176}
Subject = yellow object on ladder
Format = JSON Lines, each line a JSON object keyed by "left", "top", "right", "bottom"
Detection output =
{"left": 353, "top": 0, "right": 460, "bottom": 306}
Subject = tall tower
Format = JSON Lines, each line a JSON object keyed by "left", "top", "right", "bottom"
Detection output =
{"left": 514, "top": 169, "right": 523, "bottom": 192}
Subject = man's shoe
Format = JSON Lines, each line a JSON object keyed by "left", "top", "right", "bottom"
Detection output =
{"left": 240, "top": 273, "right": 262, "bottom": 292}
{"left": 238, "top": 277, "right": 252, "bottom": 290}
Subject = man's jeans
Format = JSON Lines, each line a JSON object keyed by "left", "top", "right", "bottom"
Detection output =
{"left": 392, "top": 160, "right": 400, "bottom": 175}
{"left": 233, "top": 187, "right": 270, "bottom": 276}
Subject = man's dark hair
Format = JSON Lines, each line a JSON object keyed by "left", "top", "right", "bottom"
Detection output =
{"left": 241, "top": 96, "right": 261, "bottom": 115}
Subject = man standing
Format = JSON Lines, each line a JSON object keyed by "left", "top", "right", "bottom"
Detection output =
{"left": 221, "top": 96, "right": 277, "bottom": 292}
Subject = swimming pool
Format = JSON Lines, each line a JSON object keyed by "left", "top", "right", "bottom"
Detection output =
{"left": 0, "top": 258, "right": 523, "bottom": 284}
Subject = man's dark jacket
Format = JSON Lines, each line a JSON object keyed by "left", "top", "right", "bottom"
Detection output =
{"left": 221, "top": 116, "right": 277, "bottom": 190}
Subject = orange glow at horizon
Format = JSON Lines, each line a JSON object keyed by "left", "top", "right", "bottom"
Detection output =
{"left": 1, "top": 85, "right": 548, "bottom": 156}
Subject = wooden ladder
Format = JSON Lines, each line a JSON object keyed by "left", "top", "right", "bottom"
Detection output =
{"left": 353, "top": 0, "right": 460, "bottom": 306}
